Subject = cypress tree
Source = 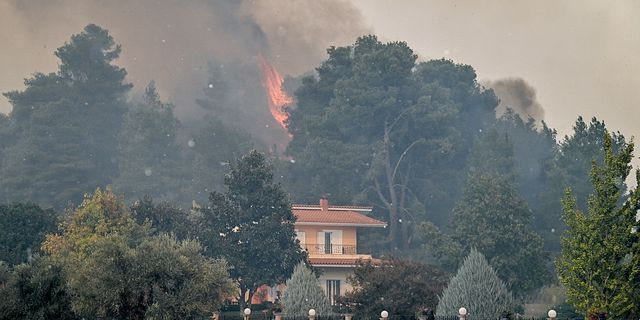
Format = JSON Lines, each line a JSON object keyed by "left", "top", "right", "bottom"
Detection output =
{"left": 436, "top": 249, "right": 514, "bottom": 319}
{"left": 281, "top": 263, "right": 332, "bottom": 317}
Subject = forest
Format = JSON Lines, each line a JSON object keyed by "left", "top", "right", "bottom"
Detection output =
{"left": 0, "top": 24, "right": 639, "bottom": 319}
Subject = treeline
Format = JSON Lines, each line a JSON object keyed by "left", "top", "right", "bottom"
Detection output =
{"left": 0, "top": 24, "right": 637, "bottom": 314}
{"left": 0, "top": 24, "right": 254, "bottom": 210}
{"left": 0, "top": 151, "right": 305, "bottom": 319}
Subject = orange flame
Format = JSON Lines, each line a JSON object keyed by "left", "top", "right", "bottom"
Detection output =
{"left": 258, "top": 54, "right": 293, "bottom": 130}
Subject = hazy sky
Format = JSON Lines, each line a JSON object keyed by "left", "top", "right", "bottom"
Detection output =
{"left": 351, "top": 0, "right": 640, "bottom": 139}
{"left": 1, "top": 0, "right": 638, "bottom": 141}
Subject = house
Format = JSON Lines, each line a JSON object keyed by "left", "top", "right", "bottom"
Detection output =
{"left": 250, "top": 197, "right": 386, "bottom": 305}
{"left": 292, "top": 197, "right": 386, "bottom": 304}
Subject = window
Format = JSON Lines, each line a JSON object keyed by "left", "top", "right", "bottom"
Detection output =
{"left": 295, "top": 230, "right": 306, "bottom": 249}
{"left": 326, "top": 280, "right": 341, "bottom": 305}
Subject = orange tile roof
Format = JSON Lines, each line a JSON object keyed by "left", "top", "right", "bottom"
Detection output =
{"left": 293, "top": 206, "right": 386, "bottom": 227}
{"left": 309, "top": 257, "right": 382, "bottom": 266}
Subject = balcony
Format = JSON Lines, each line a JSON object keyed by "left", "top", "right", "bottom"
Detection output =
{"left": 305, "top": 244, "right": 357, "bottom": 255}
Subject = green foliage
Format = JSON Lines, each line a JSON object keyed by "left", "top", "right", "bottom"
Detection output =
{"left": 436, "top": 249, "right": 515, "bottom": 319}
{"left": 0, "top": 257, "right": 77, "bottom": 320}
{"left": 0, "top": 203, "right": 57, "bottom": 265}
{"left": 495, "top": 111, "right": 561, "bottom": 251}
{"left": 130, "top": 196, "right": 192, "bottom": 239}
{"left": 448, "top": 172, "right": 548, "bottom": 294}
{"left": 556, "top": 132, "right": 639, "bottom": 318}
{"left": 114, "top": 82, "right": 184, "bottom": 203}
{"left": 285, "top": 35, "right": 498, "bottom": 251}
{"left": 339, "top": 259, "right": 446, "bottom": 317}
{"left": 195, "top": 151, "right": 306, "bottom": 308}
{"left": 1, "top": 24, "right": 131, "bottom": 209}
{"left": 422, "top": 130, "right": 548, "bottom": 295}
{"left": 557, "top": 117, "right": 626, "bottom": 211}
{"left": 43, "top": 188, "right": 234, "bottom": 319}
{"left": 281, "top": 262, "right": 332, "bottom": 317}
{"left": 183, "top": 115, "right": 255, "bottom": 205}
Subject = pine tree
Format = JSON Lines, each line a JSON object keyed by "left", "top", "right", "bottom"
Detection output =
{"left": 556, "top": 132, "right": 640, "bottom": 318}
{"left": 281, "top": 263, "right": 332, "bottom": 317}
{"left": 1, "top": 24, "right": 131, "bottom": 208}
{"left": 436, "top": 249, "right": 514, "bottom": 319}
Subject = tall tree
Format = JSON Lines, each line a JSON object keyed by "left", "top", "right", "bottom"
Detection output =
{"left": 556, "top": 132, "right": 639, "bottom": 319}
{"left": 183, "top": 115, "right": 254, "bottom": 205}
{"left": 0, "top": 203, "right": 57, "bottom": 265}
{"left": 195, "top": 150, "right": 306, "bottom": 310}
{"left": 114, "top": 82, "right": 183, "bottom": 203}
{"left": 280, "top": 262, "right": 332, "bottom": 317}
{"left": 285, "top": 36, "right": 498, "bottom": 251}
{"left": 421, "top": 130, "right": 548, "bottom": 295}
{"left": 1, "top": 24, "right": 131, "bottom": 208}
{"left": 448, "top": 172, "right": 548, "bottom": 294}
{"left": 436, "top": 249, "right": 515, "bottom": 319}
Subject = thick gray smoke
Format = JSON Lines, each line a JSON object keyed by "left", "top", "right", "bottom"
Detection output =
{"left": 0, "top": 0, "right": 367, "bottom": 117}
{"left": 485, "top": 78, "right": 545, "bottom": 122}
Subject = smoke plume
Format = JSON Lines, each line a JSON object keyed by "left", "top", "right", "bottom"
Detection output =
{"left": 0, "top": 0, "right": 367, "bottom": 118}
{"left": 485, "top": 78, "right": 545, "bottom": 122}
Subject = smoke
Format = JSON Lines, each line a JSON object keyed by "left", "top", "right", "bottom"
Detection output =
{"left": 0, "top": 0, "right": 368, "bottom": 119}
{"left": 485, "top": 78, "right": 545, "bottom": 122}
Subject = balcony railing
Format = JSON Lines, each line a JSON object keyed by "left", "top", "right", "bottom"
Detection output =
{"left": 304, "top": 244, "right": 356, "bottom": 255}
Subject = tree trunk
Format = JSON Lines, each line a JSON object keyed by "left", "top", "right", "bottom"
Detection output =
{"left": 239, "top": 286, "right": 248, "bottom": 314}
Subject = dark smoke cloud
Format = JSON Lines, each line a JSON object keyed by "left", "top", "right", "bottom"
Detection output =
{"left": 485, "top": 78, "right": 545, "bottom": 122}
{"left": 0, "top": 0, "right": 368, "bottom": 118}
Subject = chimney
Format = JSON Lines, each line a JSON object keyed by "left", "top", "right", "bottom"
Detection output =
{"left": 320, "top": 196, "right": 329, "bottom": 211}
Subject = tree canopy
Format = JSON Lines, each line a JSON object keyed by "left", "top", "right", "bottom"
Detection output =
{"left": 194, "top": 150, "right": 306, "bottom": 309}
{"left": 1, "top": 24, "right": 131, "bottom": 209}
{"left": 339, "top": 259, "right": 446, "bottom": 317}
{"left": 42, "top": 188, "right": 235, "bottom": 319}
{"left": 556, "top": 131, "right": 639, "bottom": 319}
{"left": 285, "top": 35, "right": 498, "bottom": 250}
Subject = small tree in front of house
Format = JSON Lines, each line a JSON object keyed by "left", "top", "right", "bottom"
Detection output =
{"left": 196, "top": 150, "right": 307, "bottom": 310}
{"left": 436, "top": 249, "right": 514, "bottom": 319}
{"left": 281, "top": 262, "right": 332, "bottom": 317}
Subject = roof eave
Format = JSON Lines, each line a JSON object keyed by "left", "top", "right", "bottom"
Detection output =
{"left": 295, "top": 222, "right": 387, "bottom": 227}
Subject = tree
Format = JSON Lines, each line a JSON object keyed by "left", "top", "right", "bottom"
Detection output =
{"left": 436, "top": 249, "right": 515, "bottom": 319}
{"left": 422, "top": 130, "right": 548, "bottom": 295}
{"left": 129, "top": 196, "right": 192, "bottom": 239}
{"left": 495, "top": 110, "right": 561, "bottom": 251}
{"left": 339, "top": 259, "right": 446, "bottom": 317}
{"left": 42, "top": 188, "right": 235, "bottom": 319}
{"left": 281, "top": 262, "right": 332, "bottom": 317}
{"left": 195, "top": 150, "right": 306, "bottom": 310}
{"left": 114, "top": 82, "right": 184, "bottom": 203}
{"left": 0, "top": 257, "right": 77, "bottom": 320}
{"left": 556, "top": 132, "right": 639, "bottom": 319}
{"left": 449, "top": 172, "right": 548, "bottom": 295}
{"left": 0, "top": 203, "right": 58, "bottom": 265}
{"left": 285, "top": 35, "right": 498, "bottom": 251}
{"left": 183, "top": 115, "right": 255, "bottom": 205}
{"left": 1, "top": 24, "right": 132, "bottom": 208}
{"left": 557, "top": 117, "right": 626, "bottom": 212}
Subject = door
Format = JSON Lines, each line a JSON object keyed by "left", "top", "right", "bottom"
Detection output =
{"left": 317, "top": 230, "right": 343, "bottom": 254}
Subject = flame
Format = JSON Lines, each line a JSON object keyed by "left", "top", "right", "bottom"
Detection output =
{"left": 258, "top": 54, "right": 293, "bottom": 130}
